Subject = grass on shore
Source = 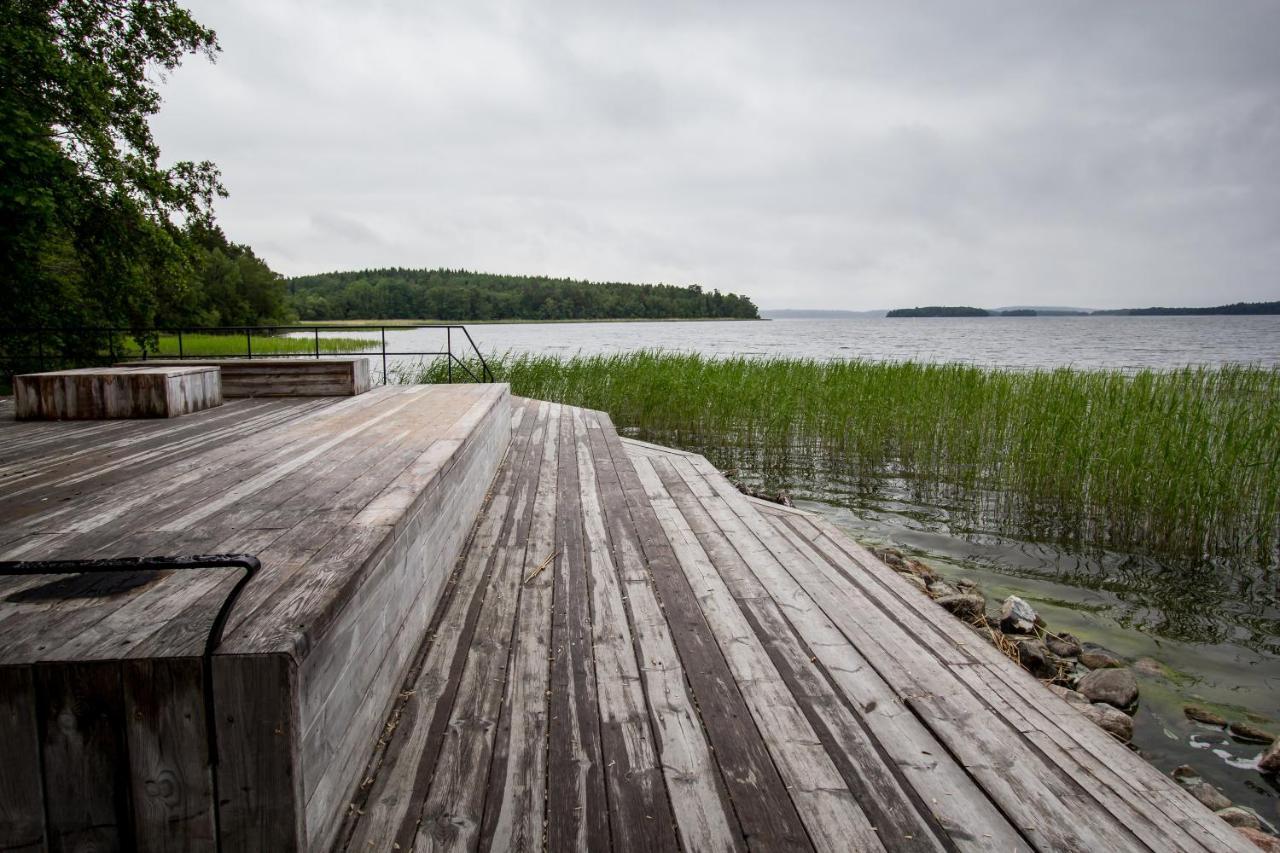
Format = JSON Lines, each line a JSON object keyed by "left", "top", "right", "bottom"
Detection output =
{"left": 119, "top": 332, "right": 379, "bottom": 358}
{"left": 406, "top": 351, "right": 1280, "bottom": 566}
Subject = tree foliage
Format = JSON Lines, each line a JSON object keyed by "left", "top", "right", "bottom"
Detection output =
{"left": 0, "top": 0, "right": 234, "bottom": 332}
{"left": 287, "top": 268, "right": 760, "bottom": 322}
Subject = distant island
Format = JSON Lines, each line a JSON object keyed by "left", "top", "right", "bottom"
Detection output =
{"left": 288, "top": 268, "right": 760, "bottom": 322}
{"left": 888, "top": 300, "right": 1279, "bottom": 318}
{"left": 886, "top": 306, "right": 990, "bottom": 317}
{"left": 762, "top": 308, "right": 889, "bottom": 319}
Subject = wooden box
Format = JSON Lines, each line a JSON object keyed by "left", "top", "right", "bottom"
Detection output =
{"left": 14, "top": 366, "right": 222, "bottom": 420}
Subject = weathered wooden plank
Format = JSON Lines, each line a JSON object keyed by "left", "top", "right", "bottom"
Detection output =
{"left": 408, "top": 400, "right": 546, "bottom": 850}
{"left": 479, "top": 401, "right": 559, "bottom": 853}
{"left": 572, "top": 408, "right": 679, "bottom": 851}
{"left": 788, "top": 512, "right": 1249, "bottom": 850}
{"left": 123, "top": 658, "right": 216, "bottom": 853}
{"left": 637, "top": 454, "right": 886, "bottom": 853}
{"left": 588, "top": 413, "right": 744, "bottom": 853}
{"left": 339, "top": 399, "right": 538, "bottom": 852}
{"left": 35, "top": 662, "right": 133, "bottom": 853}
{"left": 652, "top": 454, "right": 954, "bottom": 852}
{"left": 546, "top": 405, "right": 611, "bottom": 853}
{"left": 596, "top": 425, "right": 813, "bottom": 852}
{"left": 738, "top": 514, "right": 1031, "bottom": 852}
{"left": 0, "top": 666, "right": 45, "bottom": 853}
{"left": 211, "top": 653, "right": 303, "bottom": 851}
{"left": 15, "top": 367, "right": 221, "bottom": 420}
{"left": 124, "top": 358, "right": 371, "bottom": 397}
{"left": 754, "top": 511, "right": 1147, "bottom": 852}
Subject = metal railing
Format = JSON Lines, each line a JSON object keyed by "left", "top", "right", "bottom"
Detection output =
{"left": 0, "top": 324, "right": 495, "bottom": 385}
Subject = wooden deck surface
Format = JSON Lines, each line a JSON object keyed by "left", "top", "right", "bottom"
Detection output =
{"left": 336, "top": 398, "right": 1249, "bottom": 853}
{"left": 0, "top": 386, "right": 513, "bottom": 851}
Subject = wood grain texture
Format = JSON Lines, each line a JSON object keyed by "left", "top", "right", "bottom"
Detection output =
{"left": 15, "top": 366, "right": 221, "bottom": 420}
{"left": 121, "top": 358, "right": 371, "bottom": 397}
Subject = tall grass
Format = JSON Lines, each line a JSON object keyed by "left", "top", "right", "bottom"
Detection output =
{"left": 409, "top": 352, "right": 1280, "bottom": 567}
{"left": 119, "top": 332, "right": 378, "bottom": 358}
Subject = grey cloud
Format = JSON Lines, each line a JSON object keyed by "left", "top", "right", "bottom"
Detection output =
{"left": 151, "top": 0, "right": 1280, "bottom": 308}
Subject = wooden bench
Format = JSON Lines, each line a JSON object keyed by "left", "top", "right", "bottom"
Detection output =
{"left": 120, "top": 358, "right": 371, "bottom": 397}
{"left": 14, "top": 365, "right": 222, "bottom": 420}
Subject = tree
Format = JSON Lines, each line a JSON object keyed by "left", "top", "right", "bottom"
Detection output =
{"left": 0, "top": 0, "right": 224, "bottom": 333}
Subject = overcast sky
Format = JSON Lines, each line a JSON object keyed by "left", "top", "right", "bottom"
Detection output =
{"left": 151, "top": 0, "right": 1280, "bottom": 310}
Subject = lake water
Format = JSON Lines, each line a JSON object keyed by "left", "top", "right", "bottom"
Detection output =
{"left": 357, "top": 315, "right": 1280, "bottom": 372}
{"left": 335, "top": 315, "right": 1280, "bottom": 818}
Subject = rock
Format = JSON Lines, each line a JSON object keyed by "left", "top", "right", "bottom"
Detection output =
{"left": 1077, "top": 667, "right": 1139, "bottom": 709}
{"left": 1048, "top": 684, "right": 1089, "bottom": 705}
{"left": 1238, "top": 827, "right": 1280, "bottom": 852}
{"left": 1132, "top": 657, "right": 1165, "bottom": 677}
{"left": 1258, "top": 738, "right": 1280, "bottom": 774}
{"left": 1045, "top": 632, "right": 1082, "bottom": 658}
{"left": 1079, "top": 643, "right": 1124, "bottom": 669}
{"left": 1186, "top": 781, "right": 1232, "bottom": 812}
{"left": 1171, "top": 764, "right": 1201, "bottom": 783}
{"left": 1079, "top": 702, "right": 1134, "bottom": 742}
{"left": 1184, "top": 705, "right": 1228, "bottom": 727}
{"left": 934, "top": 593, "right": 985, "bottom": 621}
{"left": 1016, "top": 638, "right": 1058, "bottom": 679}
{"left": 873, "top": 548, "right": 939, "bottom": 584}
{"left": 901, "top": 574, "right": 929, "bottom": 594}
{"left": 955, "top": 577, "right": 979, "bottom": 591}
{"left": 1229, "top": 722, "right": 1276, "bottom": 744}
{"left": 1000, "top": 596, "right": 1039, "bottom": 634}
{"left": 927, "top": 580, "right": 959, "bottom": 598}
{"left": 1217, "top": 807, "right": 1263, "bottom": 830}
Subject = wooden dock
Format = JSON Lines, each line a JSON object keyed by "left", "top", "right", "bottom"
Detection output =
{"left": 0, "top": 392, "right": 1253, "bottom": 852}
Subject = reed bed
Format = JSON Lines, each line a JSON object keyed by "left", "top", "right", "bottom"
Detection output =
{"left": 119, "top": 332, "right": 378, "bottom": 358}
{"left": 408, "top": 352, "right": 1280, "bottom": 567}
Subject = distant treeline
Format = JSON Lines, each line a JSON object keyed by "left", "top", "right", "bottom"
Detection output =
{"left": 887, "top": 306, "right": 990, "bottom": 317}
{"left": 889, "top": 301, "right": 1279, "bottom": 318}
{"left": 1093, "top": 301, "right": 1280, "bottom": 316}
{"left": 286, "top": 268, "right": 760, "bottom": 321}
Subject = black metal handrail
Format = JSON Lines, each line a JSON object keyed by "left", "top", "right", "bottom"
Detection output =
{"left": 0, "top": 324, "right": 495, "bottom": 385}
{"left": 0, "top": 554, "right": 259, "bottom": 853}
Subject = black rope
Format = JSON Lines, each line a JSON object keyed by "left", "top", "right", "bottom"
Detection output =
{"left": 0, "top": 554, "right": 260, "bottom": 851}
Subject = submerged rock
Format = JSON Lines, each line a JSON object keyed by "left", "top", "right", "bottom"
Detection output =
{"left": 1000, "top": 595, "right": 1038, "bottom": 634}
{"left": 1077, "top": 667, "right": 1139, "bottom": 709}
{"left": 1079, "top": 643, "right": 1124, "bottom": 669}
{"left": 1132, "top": 657, "right": 1166, "bottom": 677}
{"left": 1229, "top": 722, "right": 1275, "bottom": 744}
{"left": 1045, "top": 632, "right": 1082, "bottom": 658}
{"left": 1186, "top": 781, "right": 1232, "bottom": 812}
{"left": 1258, "top": 738, "right": 1280, "bottom": 774}
{"left": 955, "top": 577, "right": 979, "bottom": 591}
{"left": 1238, "top": 827, "right": 1280, "bottom": 852}
{"left": 1080, "top": 702, "right": 1134, "bottom": 742}
{"left": 934, "top": 593, "right": 985, "bottom": 621}
{"left": 1184, "top": 705, "right": 1228, "bottom": 727}
{"left": 1217, "top": 807, "right": 1263, "bottom": 830}
{"left": 1171, "top": 765, "right": 1201, "bottom": 783}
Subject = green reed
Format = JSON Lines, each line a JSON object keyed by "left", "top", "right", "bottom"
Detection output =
{"left": 407, "top": 352, "right": 1280, "bottom": 566}
{"left": 119, "top": 332, "right": 379, "bottom": 358}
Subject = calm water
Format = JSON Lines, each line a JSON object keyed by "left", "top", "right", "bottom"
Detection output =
{"left": 335, "top": 315, "right": 1280, "bottom": 816}
{"left": 351, "top": 315, "right": 1280, "bottom": 372}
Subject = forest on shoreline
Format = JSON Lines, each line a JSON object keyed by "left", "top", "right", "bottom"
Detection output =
{"left": 286, "top": 268, "right": 758, "bottom": 322}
